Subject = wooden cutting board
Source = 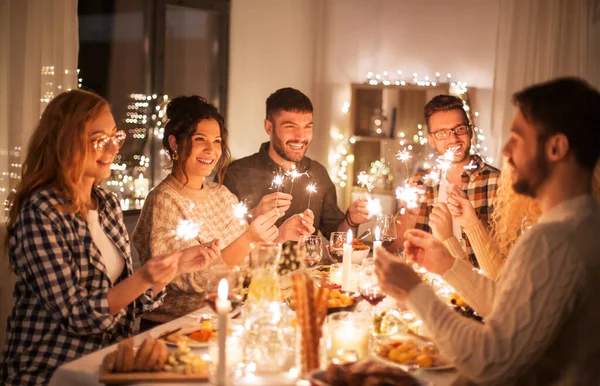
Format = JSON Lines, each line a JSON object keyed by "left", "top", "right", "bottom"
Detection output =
{"left": 99, "top": 369, "right": 208, "bottom": 384}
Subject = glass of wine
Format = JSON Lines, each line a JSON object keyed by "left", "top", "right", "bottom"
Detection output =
{"left": 372, "top": 214, "right": 397, "bottom": 249}
{"left": 357, "top": 259, "right": 386, "bottom": 313}
{"left": 328, "top": 231, "right": 346, "bottom": 263}
{"left": 298, "top": 235, "right": 322, "bottom": 271}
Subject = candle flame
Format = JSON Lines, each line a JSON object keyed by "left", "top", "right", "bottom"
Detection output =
{"left": 374, "top": 226, "right": 381, "bottom": 241}
{"left": 217, "top": 278, "right": 228, "bottom": 300}
{"left": 346, "top": 229, "right": 353, "bottom": 244}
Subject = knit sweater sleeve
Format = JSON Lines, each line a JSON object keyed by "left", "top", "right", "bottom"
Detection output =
{"left": 464, "top": 221, "right": 504, "bottom": 280}
{"left": 442, "top": 236, "right": 469, "bottom": 261}
{"left": 442, "top": 258, "right": 496, "bottom": 317}
{"left": 406, "top": 227, "right": 581, "bottom": 384}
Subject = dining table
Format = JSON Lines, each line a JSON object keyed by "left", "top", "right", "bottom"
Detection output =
{"left": 49, "top": 302, "right": 460, "bottom": 386}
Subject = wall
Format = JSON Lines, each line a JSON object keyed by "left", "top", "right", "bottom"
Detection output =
{"left": 228, "top": 0, "right": 500, "bottom": 168}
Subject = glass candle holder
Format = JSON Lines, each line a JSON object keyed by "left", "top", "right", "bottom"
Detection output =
{"left": 325, "top": 311, "right": 370, "bottom": 364}
{"left": 329, "top": 263, "right": 360, "bottom": 292}
{"left": 208, "top": 325, "right": 244, "bottom": 385}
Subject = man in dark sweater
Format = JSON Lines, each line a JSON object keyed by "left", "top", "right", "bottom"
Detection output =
{"left": 223, "top": 88, "right": 369, "bottom": 241}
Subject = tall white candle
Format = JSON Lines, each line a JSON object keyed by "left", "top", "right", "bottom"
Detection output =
{"left": 342, "top": 230, "right": 353, "bottom": 291}
{"left": 216, "top": 279, "right": 231, "bottom": 386}
{"left": 373, "top": 226, "right": 382, "bottom": 260}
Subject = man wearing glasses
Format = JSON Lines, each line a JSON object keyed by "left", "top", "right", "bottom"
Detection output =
{"left": 393, "top": 95, "right": 500, "bottom": 268}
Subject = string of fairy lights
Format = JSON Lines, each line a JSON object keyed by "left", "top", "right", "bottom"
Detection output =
{"left": 330, "top": 71, "right": 493, "bottom": 191}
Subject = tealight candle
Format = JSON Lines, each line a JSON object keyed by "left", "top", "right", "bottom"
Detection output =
{"left": 327, "top": 312, "right": 370, "bottom": 362}
{"left": 216, "top": 279, "right": 231, "bottom": 386}
{"left": 342, "top": 230, "right": 353, "bottom": 291}
{"left": 373, "top": 226, "right": 382, "bottom": 260}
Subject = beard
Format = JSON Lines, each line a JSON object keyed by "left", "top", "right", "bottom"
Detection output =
{"left": 510, "top": 146, "right": 550, "bottom": 198}
{"left": 271, "top": 127, "right": 308, "bottom": 163}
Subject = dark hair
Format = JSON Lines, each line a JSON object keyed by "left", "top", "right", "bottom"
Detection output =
{"left": 265, "top": 87, "right": 313, "bottom": 121}
{"left": 513, "top": 77, "right": 600, "bottom": 171}
{"left": 162, "top": 95, "right": 230, "bottom": 184}
{"left": 423, "top": 94, "right": 469, "bottom": 132}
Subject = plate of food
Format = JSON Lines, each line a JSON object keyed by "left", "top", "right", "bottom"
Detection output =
{"left": 155, "top": 319, "right": 216, "bottom": 348}
{"left": 374, "top": 337, "right": 454, "bottom": 371}
{"left": 308, "top": 359, "right": 428, "bottom": 386}
{"left": 285, "top": 287, "right": 362, "bottom": 315}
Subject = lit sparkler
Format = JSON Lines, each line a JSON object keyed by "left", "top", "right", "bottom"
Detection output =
{"left": 271, "top": 173, "right": 285, "bottom": 208}
{"left": 396, "top": 147, "right": 412, "bottom": 177}
{"left": 464, "top": 159, "right": 477, "bottom": 171}
{"left": 395, "top": 184, "right": 425, "bottom": 211}
{"left": 357, "top": 171, "right": 374, "bottom": 192}
{"left": 306, "top": 183, "right": 317, "bottom": 210}
{"left": 285, "top": 165, "right": 308, "bottom": 194}
{"left": 174, "top": 219, "right": 201, "bottom": 241}
{"left": 366, "top": 196, "right": 383, "bottom": 218}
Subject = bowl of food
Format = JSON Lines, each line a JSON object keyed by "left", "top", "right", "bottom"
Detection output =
{"left": 351, "top": 238, "right": 370, "bottom": 264}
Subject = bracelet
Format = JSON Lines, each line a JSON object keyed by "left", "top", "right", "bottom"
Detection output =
{"left": 345, "top": 209, "right": 359, "bottom": 228}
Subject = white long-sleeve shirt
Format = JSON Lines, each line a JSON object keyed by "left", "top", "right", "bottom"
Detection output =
{"left": 406, "top": 194, "right": 600, "bottom": 385}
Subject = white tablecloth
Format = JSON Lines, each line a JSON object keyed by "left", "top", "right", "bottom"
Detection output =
{"left": 49, "top": 307, "right": 459, "bottom": 386}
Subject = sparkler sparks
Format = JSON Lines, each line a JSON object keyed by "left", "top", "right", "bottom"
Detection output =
{"left": 396, "top": 148, "right": 412, "bottom": 163}
{"left": 464, "top": 159, "right": 477, "bottom": 171}
{"left": 366, "top": 197, "right": 383, "bottom": 218}
{"left": 395, "top": 184, "right": 425, "bottom": 210}
{"left": 232, "top": 202, "right": 249, "bottom": 223}
{"left": 357, "top": 171, "right": 374, "bottom": 191}
{"left": 306, "top": 183, "right": 317, "bottom": 210}
{"left": 174, "top": 219, "right": 201, "bottom": 241}
{"left": 285, "top": 166, "right": 308, "bottom": 195}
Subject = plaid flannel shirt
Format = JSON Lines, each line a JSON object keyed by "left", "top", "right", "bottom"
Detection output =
{"left": 1, "top": 186, "right": 165, "bottom": 385}
{"left": 409, "top": 155, "right": 500, "bottom": 267}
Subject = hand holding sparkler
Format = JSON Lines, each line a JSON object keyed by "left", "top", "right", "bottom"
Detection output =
{"left": 250, "top": 191, "right": 292, "bottom": 219}
{"left": 247, "top": 208, "right": 281, "bottom": 242}
{"left": 402, "top": 229, "right": 456, "bottom": 276}
{"left": 346, "top": 196, "right": 370, "bottom": 226}
{"left": 277, "top": 209, "right": 315, "bottom": 242}
{"left": 446, "top": 184, "right": 479, "bottom": 229}
{"left": 429, "top": 203, "right": 454, "bottom": 241}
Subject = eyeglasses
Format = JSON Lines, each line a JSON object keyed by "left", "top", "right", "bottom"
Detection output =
{"left": 430, "top": 124, "right": 471, "bottom": 140}
{"left": 91, "top": 130, "right": 126, "bottom": 153}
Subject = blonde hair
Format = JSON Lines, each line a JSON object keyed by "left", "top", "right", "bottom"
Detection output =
{"left": 490, "top": 160, "right": 600, "bottom": 258}
{"left": 5, "top": 90, "right": 109, "bottom": 242}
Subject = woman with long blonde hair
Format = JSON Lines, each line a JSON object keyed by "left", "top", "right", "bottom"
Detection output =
{"left": 1, "top": 90, "right": 218, "bottom": 385}
{"left": 430, "top": 160, "right": 600, "bottom": 280}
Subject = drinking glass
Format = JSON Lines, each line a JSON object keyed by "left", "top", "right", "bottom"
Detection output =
{"left": 372, "top": 214, "right": 397, "bottom": 249}
{"left": 357, "top": 260, "right": 386, "bottom": 308}
{"left": 328, "top": 232, "right": 346, "bottom": 263}
{"left": 247, "top": 242, "right": 282, "bottom": 302}
{"left": 298, "top": 235, "right": 322, "bottom": 270}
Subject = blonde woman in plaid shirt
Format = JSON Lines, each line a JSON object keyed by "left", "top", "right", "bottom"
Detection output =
{"left": 393, "top": 95, "right": 500, "bottom": 268}
{"left": 1, "top": 90, "right": 219, "bottom": 385}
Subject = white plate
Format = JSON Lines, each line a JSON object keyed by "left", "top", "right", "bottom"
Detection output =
{"left": 163, "top": 335, "right": 210, "bottom": 349}
{"left": 374, "top": 337, "right": 454, "bottom": 372}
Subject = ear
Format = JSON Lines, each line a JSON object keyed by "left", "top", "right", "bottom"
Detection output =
{"left": 168, "top": 135, "right": 178, "bottom": 152}
{"left": 545, "top": 134, "right": 569, "bottom": 162}
{"left": 264, "top": 119, "right": 273, "bottom": 136}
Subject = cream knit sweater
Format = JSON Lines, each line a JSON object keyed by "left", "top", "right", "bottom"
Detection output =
{"left": 407, "top": 195, "right": 600, "bottom": 385}
{"left": 132, "top": 175, "right": 247, "bottom": 321}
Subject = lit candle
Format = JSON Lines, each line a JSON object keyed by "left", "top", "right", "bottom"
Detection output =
{"left": 342, "top": 230, "right": 353, "bottom": 291}
{"left": 216, "top": 279, "right": 231, "bottom": 386}
{"left": 373, "top": 226, "right": 382, "bottom": 260}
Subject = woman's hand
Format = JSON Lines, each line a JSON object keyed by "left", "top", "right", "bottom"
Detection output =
{"left": 278, "top": 209, "right": 315, "bottom": 242}
{"left": 446, "top": 184, "right": 479, "bottom": 229}
{"left": 429, "top": 203, "right": 454, "bottom": 241}
{"left": 247, "top": 208, "right": 281, "bottom": 242}
{"left": 140, "top": 239, "right": 220, "bottom": 287}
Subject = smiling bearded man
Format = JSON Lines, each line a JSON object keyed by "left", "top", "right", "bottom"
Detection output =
{"left": 224, "top": 88, "right": 370, "bottom": 245}
{"left": 390, "top": 95, "right": 500, "bottom": 268}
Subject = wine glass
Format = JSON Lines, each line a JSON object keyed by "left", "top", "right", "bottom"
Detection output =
{"left": 372, "top": 214, "right": 397, "bottom": 249}
{"left": 357, "top": 260, "right": 386, "bottom": 313}
{"left": 298, "top": 235, "right": 322, "bottom": 270}
{"left": 328, "top": 231, "right": 346, "bottom": 263}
